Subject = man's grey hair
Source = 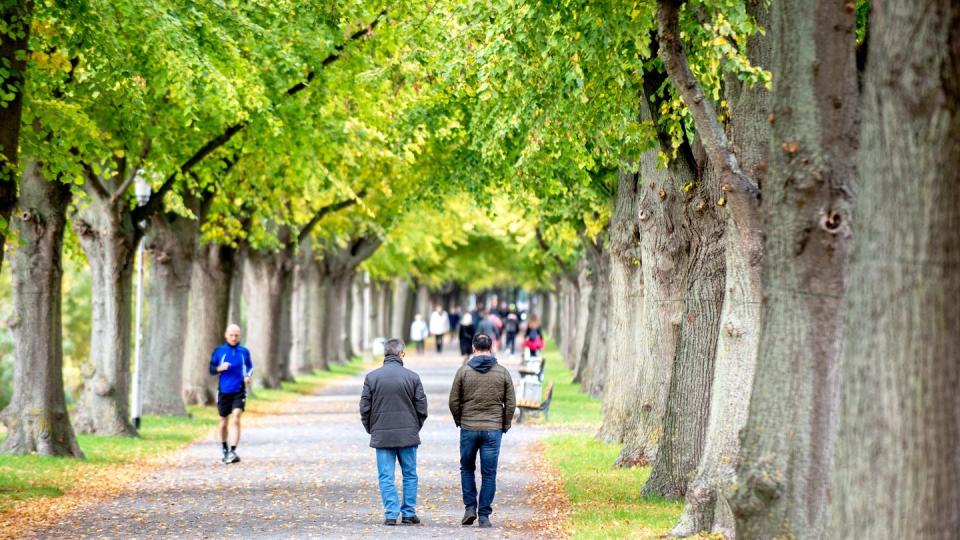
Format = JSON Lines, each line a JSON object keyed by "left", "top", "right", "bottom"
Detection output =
{"left": 384, "top": 338, "right": 405, "bottom": 356}
{"left": 226, "top": 323, "right": 241, "bottom": 333}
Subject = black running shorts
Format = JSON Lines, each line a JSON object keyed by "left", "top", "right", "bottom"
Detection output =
{"left": 217, "top": 390, "right": 246, "bottom": 417}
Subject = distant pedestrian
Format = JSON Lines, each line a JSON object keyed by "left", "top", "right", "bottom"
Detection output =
{"left": 209, "top": 324, "right": 253, "bottom": 465}
{"left": 448, "top": 333, "right": 517, "bottom": 529}
{"left": 503, "top": 313, "right": 520, "bottom": 356}
{"left": 429, "top": 305, "right": 450, "bottom": 354}
{"left": 458, "top": 312, "right": 476, "bottom": 363}
{"left": 410, "top": 314, "right": 429, "bottom": 355}
{"left": 524, "top": 315, "right": 544, "bottom": 357}
{"left": 448, "top": 306, "right": 462, "bottom": 333}
{"left": 476, "top": 310, "right": 500, "bottom": 352}
{"left": 359, "top": 339, "right": 428, "bottom": 526}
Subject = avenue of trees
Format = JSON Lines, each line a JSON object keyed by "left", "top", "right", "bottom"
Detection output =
{"left": 0, "top": 1, "right": 957, "bottom": 539}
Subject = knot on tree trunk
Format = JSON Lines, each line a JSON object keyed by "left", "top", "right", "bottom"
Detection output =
{"left": 729, "top": 456, "right": 783, "bottom": 519}
{"left": 92, "top": 376, "right": 114, "bottom": 397}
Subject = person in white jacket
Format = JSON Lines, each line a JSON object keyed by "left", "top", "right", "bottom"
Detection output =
{"left": 410, "top": 314, "right": 429, "bottom": 355}
{"left": 429, "top": 305, "right": 450, "bottom": 354}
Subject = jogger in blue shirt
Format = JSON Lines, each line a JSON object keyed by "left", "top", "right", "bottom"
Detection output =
{"left": 209, "top": 324, "right": 253, "bottom": 464}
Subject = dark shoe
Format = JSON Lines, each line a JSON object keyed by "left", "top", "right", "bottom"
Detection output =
{"left": 221, "top": 449, "right": 228, "bottom": 464}
{"left": 401, "top": 515, "right": 421, "bottom": 525}
{"left": 384, "top": 517, "right": 399, "bottom": 526}
{"left": 478, "top": 517, "right": 492, "bottom": 528}
{"left": 226, "top": 450, "right": 240, "bottom": 464}
{"left": 461, "top": 508, "right": 477, "bottom": 526}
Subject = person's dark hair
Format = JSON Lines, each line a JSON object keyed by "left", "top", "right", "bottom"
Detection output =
{"left": 384, "top": 339, "right": 405, "bottom": 357}
{"left": 473, "top": 333, "right": 492, "bottom": 352}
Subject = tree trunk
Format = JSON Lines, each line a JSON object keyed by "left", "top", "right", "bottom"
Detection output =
{"left": 0, "top": 0, "right": 32, "bottom": 274}
{"left": 227, "top": 247, "right": 245, "bottom": 328}
{"left": 544, "top": 290, "right": 559, "bottom": 340}
{"left": 573, "top": 242, "right": 609, "bottom": 398}
{"left": 348, "top": 274, "right": 364, "bottom": 356}
{"left": 598, "top": 171, "right": 645, "bottom": 446}
{"left": 0, "top": 163, "right": 82, "bottom": 457}
{"left": 570, "top": 256, "right": 593, "bottom": 372}
{"left": 557, "top": 275, "right": 579, "bottom": 368}
{"left": 244, "top": 249, "right": 288, "bottom": 389}
{"left": 673, "top": 1, "right": 770, "bottom": 533}
{"left": 290, "top": 242, "right": 315, "bottom": 374}
{"left": 415, "top": 283, "right": 430, "bottom": 319}
{"left": 828, "top": 3, "right": 960, "bottom": 538}
{"left": 321, "top": 270, "right": 352, "bottom": 364}
{"left": 731, "top": 0, "right": 858, "bottom": 536}
{"left": 181, "top": 242, "right": 235, "bottom": 405}
{"left": 610, "top": 94, "right": 699, "bottom": 467}
{"left": 276, "top": 266, "right": 294, "bottom": 382}
{"left": 390, "top": 278, "right": 411, "bottom": 342}
{"left": 140, "top": 213, "right": 195, "bottom": 416}
{"left": 72, "top": 188, "right": 137, "bottom": 436}
{"left": 642, "top": 167, "right": 725, "bottom": 496}
{"left": 308, "top": 263, "right": 329, "bottom": 372}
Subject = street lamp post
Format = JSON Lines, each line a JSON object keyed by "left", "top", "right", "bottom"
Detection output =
{"left": 131, "top": 171, "right": 151, "bottom": 429}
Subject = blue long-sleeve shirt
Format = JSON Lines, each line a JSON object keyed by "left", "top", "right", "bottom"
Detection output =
{"left": 209, "top": 343, "right": 253, "bottom": 393}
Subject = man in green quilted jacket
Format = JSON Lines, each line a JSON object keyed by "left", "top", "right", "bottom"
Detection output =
{"left": 448, "top": 333, "right": 517, "bottom": 529}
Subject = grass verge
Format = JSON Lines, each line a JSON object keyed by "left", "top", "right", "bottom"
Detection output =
{"left": 0, "top": 357, "right": 368, "bottom": 516}
{"left": 538, "top": 341, "right": 683, "bottom": 539}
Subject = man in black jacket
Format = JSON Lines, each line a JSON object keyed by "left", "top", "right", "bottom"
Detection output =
{"left": 359, "top": 339, "right": 428, "bottom": 526}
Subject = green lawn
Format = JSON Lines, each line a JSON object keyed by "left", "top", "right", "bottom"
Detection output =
{"left": 0, "top": 357, "right": 367, "bottom": 513}
{"left": 538, "top": 341, "right": 683, "bottom": 539}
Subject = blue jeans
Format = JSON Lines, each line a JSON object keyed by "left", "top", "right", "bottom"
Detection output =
{"left": 459, "top": 429, "right": 503, "bottom": 517}
{"left": 376, "top": 446, "right": 418, "bottom": 519}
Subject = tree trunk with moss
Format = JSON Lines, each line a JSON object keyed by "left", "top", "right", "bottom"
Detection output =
{"left": 0, "top": 163, "right": 82, "bottom": 457}
{"left": 828, "top": 3, "right": 960, "bottom": 538}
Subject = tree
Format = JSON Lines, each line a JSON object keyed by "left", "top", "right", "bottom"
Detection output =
{"left": 828, "top": 2, "right": 960, "bottom": 537}
{"left": 730, "top": 0, "right": 858, "bottom": 536}
{"left": 0, "top": 163, "right": 82, "bottom": 456}
{"left": 0, "top": 0, "right": 33, "bottom": 274}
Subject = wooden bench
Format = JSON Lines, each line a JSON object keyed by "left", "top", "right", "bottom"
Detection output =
{"left": 516, "top": 383, "right": 554, "bottom": 423}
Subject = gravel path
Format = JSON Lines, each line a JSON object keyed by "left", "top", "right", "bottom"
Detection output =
{"left": 30, "top": 352, "right": 558, "bottom": 539}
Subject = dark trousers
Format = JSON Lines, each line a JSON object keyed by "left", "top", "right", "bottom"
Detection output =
{"left": 505, "top": 332, "right": 517, "bottom": 355}
{"left": 435, "top": 334, "right": 443, "bottom": 353}
{"left": 415, "top": 340, "right": 425, "bottom": 354}
{"left": 459, "top": 429, "right": 503, "bottom": 517}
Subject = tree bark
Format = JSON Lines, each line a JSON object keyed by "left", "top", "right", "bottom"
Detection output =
{"left": 557, "top": 275, "right": 580, "bottom": 369}
{"left": 290, "top": 241, "right": 315, "bottom": 374}
{"left": 320, "top": 270, "right": 352, "bottom": 364}
{"left": 0, "top": 0, "right": 32, "bottom": 274}
{"left": 243, "top": 249, "right": 289, "bottom": 389}
{"left": 642, "top": 160, "right": 725, "bottom": 496}
{"left": 72, "top": 186, "right": 138, "bottom": 436}
{"left": 0, "top": 163, "right": 83, "bottom": 457}
{"left": 348, "top": 274, "right": 364, "bottom": 356}
{"left": 573, "top": 241, "right": 609, "bottom": 399}
{"left": 181, "top": 242, "right": 235, "bottom": 405}
{"left": 609, "top": 89, "right": 700, "bottom": 468}
{"left": 390, "top": 278, "right": 412, "bottom": 342}
{"left": 828, "top": 3, "right": 960, "bottom": 538}
{"left": 227, "top": 247, "right": 245, "bottom": 328}
{"left": 730, "top": 0, "right": 858, "bottom": 536}
{"left": 598, "top": 171, "right": 645, "bottom": 446}
{"left": 276, "top": 265, "right": 294, "bottom": 382}
{"left": 140, "top": 213, "right": 195, "bottom": 416}
{"left": 673, "top": 1, "right": 770, "bottom": 534}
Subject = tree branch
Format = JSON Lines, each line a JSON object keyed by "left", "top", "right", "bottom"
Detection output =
{"left": 295, "top": 188, "right": 368, "bottom": 246}
{"left": 656, "top": 0, "right": 760, "bottom": 227}
{"left": 535, "top": 225, "right": 571, "bottom": 275}
{"left": 80, "top": 162, "right": 110, "bottom": 201}
{"left": 112, "top": 137, "right": 153, "bottom": 203}
{"left": 133, "top": 11, "right": 387, "bottom": 224}
{"left": 288, "top": 10, "right": 387, "bottom": 96}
